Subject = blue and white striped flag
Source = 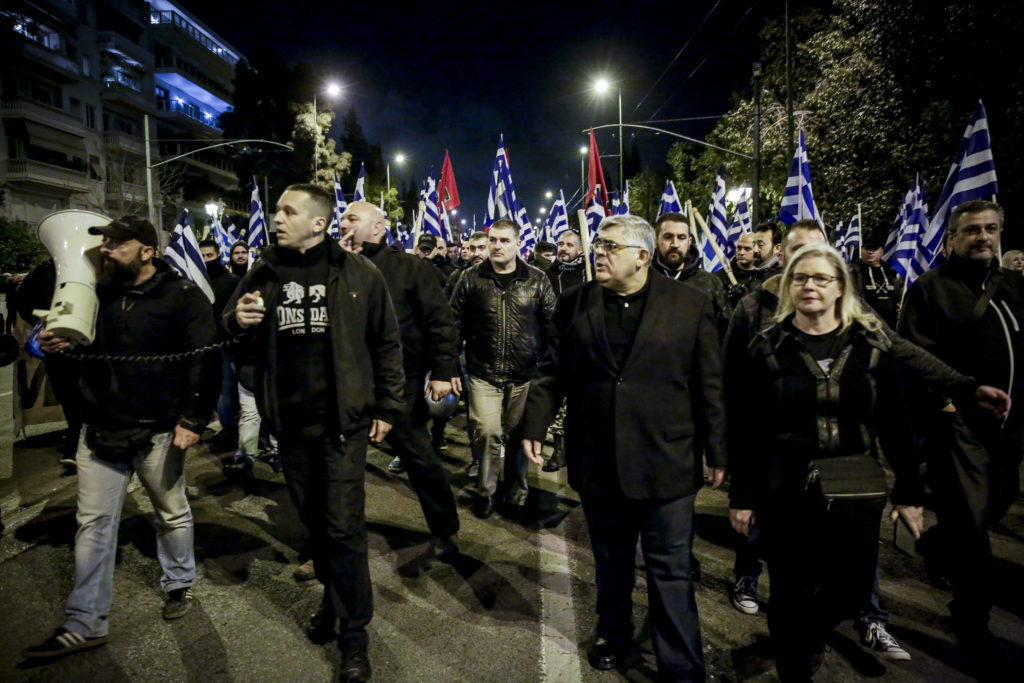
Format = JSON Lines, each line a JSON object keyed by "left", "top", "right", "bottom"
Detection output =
{"left": 657, "top": 180, "right": 683, "bottom": 217}
{"left": 777, "top": 128, "right": 823, "bottom": 227}
{"left": 248, "top": 177, "right": 266, "bottom": 250}
{"left": 834, "top": 220, "right": 847, "bottom": 254}
{"left": 891, "top": 178, "right": 928, "bottom": 281}
{"left": 916, "top": 100, "right": 998, "bottom": 273}
{"left": 701, "top": 165, "right": 730, "bottom": 272}
{"left": 727, "top": 192, "right": 752, "bottom": 254}
{"left": 166, "top": 209, "right": 215, "bottom": 303}
{"left": 394, "top": 221, "right": 413, "bottom": 251}
{"left": 611, "top": 180, "right": 630, "bottom": 216}
{"left": 841, "top": 211, "right": 861, "bottom": 262}
{"left": 585, "top": 190, "right": 606, "bottom": 244}
{"left": 352, "top": 163, "right": 366, "bottom": 202}
{"left": 222, "top": 214, "right": 240, "bottom": 242}
{"left": 328, "top": 172, "right": 348, "bottom": 240}
{"left": 422, "top": 177, "right": 442, "bottom": 238}
{"left": 545, "top": 190, "right": 569, "bottom": 243}
{"left": 211, "top": 215, "right": 232, "bottom": 264}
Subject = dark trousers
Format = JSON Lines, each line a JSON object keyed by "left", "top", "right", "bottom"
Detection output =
{"left": 928, "top": 412, "right": 1023, "bottom": 631}
{"left": 216, "top": 351, "right": 238, "bottom": 432}
{"left": 761, "top": 490, "right": 885, "bottom": 680}
{"left": 278, "top": 421, "right": 371, "bottom": 652}
{"left": 581, "top": 489, "right": 705, "bottom": 682}
{"left": 385, "top": 379, "right": 460, "bottom": 538}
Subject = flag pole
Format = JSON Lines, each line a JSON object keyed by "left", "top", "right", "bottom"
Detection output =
{"left": 857, "top": 203, "right": 863, "bottom": 261}
{"left": 691, "top": 203, "right": 738, "bottom": 286}
{"left": 412, "top": 200, "right": 425, "bottom": 246}
{"left": 576, "top": 209, "right": 594, "bottom": 281}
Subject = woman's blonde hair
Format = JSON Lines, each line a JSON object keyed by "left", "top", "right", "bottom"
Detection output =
{"left": 1001, "top": 250, "right": 1023, "bottom": 270}
{"left": 775, "top": 243, "right": 881, "bottom": 333}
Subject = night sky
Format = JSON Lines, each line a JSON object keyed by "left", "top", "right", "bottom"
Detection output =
{"left": 180, "top": 0, "right": 775, "bottom": 226}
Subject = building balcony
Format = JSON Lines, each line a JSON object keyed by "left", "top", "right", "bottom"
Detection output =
{"left": 101, "top": 80, "right": 154, "bottom": 113}
{"left": 182, "top": 156, "right": 236, "bottom": 183}
{"left": 4, "top": 35, "right": 85, "bottom": 83}
{"left": 96, "top": 31, "right": 153, "bottom": 68}
{"left": 0, "top": 98, "right": 83, "bottom": 134}
{"left": 5, "top": 158, "right": 89, "bottom": 193}
{"left": 149, "top": 10, "right": 238, "bottom": 66}
{"left": 156, "top": 98, "right": 222, "bottom": 131}
{"left": 102, "top": 132, "right": 148, "bottom": 156}
{"left": 105, "top": 181, "right": 148, "bottom": 202}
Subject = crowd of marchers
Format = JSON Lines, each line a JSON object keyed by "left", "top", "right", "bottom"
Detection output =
{"left": 7, "top": 183, "right": 1021, "bottom": 683}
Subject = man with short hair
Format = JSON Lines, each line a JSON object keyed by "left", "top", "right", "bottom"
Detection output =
{"left": 26, "top": 216, "right": 219, "bottom": 659}
{"left": 651, "top": 212, "right": 730, "bottom": 333}
{"left": 224, "top": 184, "right": 405, "bottom": 682}
{"left": 725, "top": 232, "right": 761, "bottom": 284}
{"left": 449, "top": 219, "right": 556, "bottom": 518}
{"left": 339, "top": 201, "right": 462, "bottom": 559}
{"left": 548, "top": 230, "right": 586, "bottom": 298}
{"left": 522, "top": 214, "right": 726, "bottom": 680}
{"left": 229, "top": 240, "right": 250, "bottom": 276}
{"left": 899, "top": 200, "right": 1023, "bottom": 673}
{"left": 853, "top": 237, "right": 903, "bottom": 329}
{"left": 532, "top": 241, "right": 556, "bottom": 271}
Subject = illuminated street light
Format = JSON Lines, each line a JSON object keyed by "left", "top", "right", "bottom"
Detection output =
{"left": 545, "top": 190, "right": 553, "bottom": 199}
{"left": 539, "top": 207, "right": 547, "bottom": 215}
{"left": 593, "top": 76, "right": 623, "bottom": 191}
{"left": 386, "top": 153, "right": 406, "bottom": 200}
{"left": 313, "top": 81, "right": 343, "bottom": 178}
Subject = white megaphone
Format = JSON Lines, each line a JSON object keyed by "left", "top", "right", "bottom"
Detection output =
{"left": 34, "top": 209, "right": 110, "bottom": 345}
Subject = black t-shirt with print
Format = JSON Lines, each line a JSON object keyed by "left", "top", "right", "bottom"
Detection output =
{"left": 274, "top": 240, "right": 336, "bottom": 421}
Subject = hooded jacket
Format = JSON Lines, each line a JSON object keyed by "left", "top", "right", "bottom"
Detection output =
{"left": 223, "top": 239, "right": 405, "bottom": 434}
{"left": 547, "top": 256, "right": 587, "bottom": 298}
{"left": 652, "top": 243, "right": 730, "bottom": 334}
{"left": 449, "top": 257, "right": 557, "bottom": 384}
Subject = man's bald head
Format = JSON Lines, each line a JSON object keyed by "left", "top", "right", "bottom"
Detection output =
{"left": 340, "top": 200, "right": 388, "bottom": 247}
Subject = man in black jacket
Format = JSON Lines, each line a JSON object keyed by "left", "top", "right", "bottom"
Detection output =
{"left": 651, "top": 212, "right": 730, "bottom": 334}
{"left": 26, "top": 216, "right": 219, "bottom": 659}
{"left": 522, "top": 214, "right": 726, "bottom": 681}
{"left": 340, "top": 201, "right": 462, "bottom": 558}
{"left": 226, "top": 184, "right": 405, "bottom": 682}
{"left": 548, "top": 229, "right": 587, "bottom": 298}
{"left": 450, "top": 219, "right": 556, "bottom": 518}
{"left": 199, "top": 239, "right": 241, "bottom": 454}
{"left": 899, "top": 200, "right": 1023, "bottom": 670}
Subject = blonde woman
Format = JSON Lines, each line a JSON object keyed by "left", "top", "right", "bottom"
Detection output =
{"left": 727, "top": 243, "right": 925, "bottom": 680}
{"left": 1001, "top": 249, "right": 1024, "bottom": 271}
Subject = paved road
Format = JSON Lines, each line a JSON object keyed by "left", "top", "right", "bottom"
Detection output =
{"left": 2, "top": 369, "right": 1022, "bottom": 681}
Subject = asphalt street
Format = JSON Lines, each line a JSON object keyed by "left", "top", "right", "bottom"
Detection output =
{"left": 1, "top": 362, "right": 1023, "bottom": 682}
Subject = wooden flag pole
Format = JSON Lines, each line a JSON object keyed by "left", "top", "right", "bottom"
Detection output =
{"left": 576, "top": 209, "right": 594, "bottom": 281}
{"left": 412, "top": 200, "right": 426, "bottom": 248}
{"left": 857, "top": 203, "right": 863, "bottom": 261}
{"left": 690, "top": 203, "right": 739, "bottom": 286}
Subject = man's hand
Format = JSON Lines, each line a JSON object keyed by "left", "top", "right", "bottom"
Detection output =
{"left": 975, "top": 385, "right": 1011, "bottom": 419}
{"left": 522, "top": 439, "right": 545, "bottom": 466}
{"left": 425, "top": 380, "right": 452, "bottom": 401}
{"left": 706, "top": 466, "right": 726, "bottom": 489}
{"left": 890, "top": 504, "right": 925, "bottom": 539}
{"left": 235, "top": 291, "right": 265, "bottom": 329}
{"left": 730, "top": 508, "right": 755, "bottom": 537}
{"left": 369, "top": 419, "right": 392, "bottom": 444}
{"left": 37, "top": 328, "right": 73, "bottom": 354}
{"left": 450, "top": 376, "right": 463, "bottom": 397}
{"left": 173, "top": 425, "right": 201, "bottom": 450}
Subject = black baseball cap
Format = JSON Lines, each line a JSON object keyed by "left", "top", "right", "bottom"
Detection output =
{"left": 417, "top": 234, "right": 438, "bottom": 250}
{"left": 89, "top": 216, "right": 158, "bottom": 247}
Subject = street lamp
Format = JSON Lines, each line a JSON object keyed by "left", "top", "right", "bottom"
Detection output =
{"left": 312, "top": 81, "right": 342, "bottom": 178}
{"left": 593, "top": 76, "right": 623, "bottom": 192}
{"left": 579, "top": 145, "right": 588, "bottom": 202}
{"left": 386, "top": 153, "right": 406, "bottom": 207}
{"left": 545, "top": 190, "right": 554, "bottom": 199}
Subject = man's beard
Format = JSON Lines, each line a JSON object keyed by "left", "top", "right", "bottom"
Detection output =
{"left": 661, "top": 249, "right": 685, "bottom": 268}
{"left": 99, "top": 253, "right": 143, "bottom": 285}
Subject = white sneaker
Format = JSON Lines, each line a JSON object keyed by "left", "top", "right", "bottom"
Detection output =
{"left": 863, "top": 622, "right": 911, "bottom": 661}
{"left": 387, "top": 456, "right": 404, "bottom": 473}
{"left": 730, "top": 576, "right": 759, "bottom": 615}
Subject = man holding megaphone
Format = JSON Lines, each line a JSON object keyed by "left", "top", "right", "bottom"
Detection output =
{"left": 23, "top": 215, "right": 219, "bottom": 660}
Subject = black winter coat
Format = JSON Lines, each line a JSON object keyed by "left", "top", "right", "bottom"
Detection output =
{"left": 449, "top": 258, "right": 556, "bottom": 384}
{"left": 652, "top": 244, "right": 730, "bottom": 335}
{"left": 547, "top": 258, "right": 587, "bottom": 298}
{"left": 522, "top": 273, "right": 726, "bottom": 500}
{"left": 223, "top": 239, "right": 406, "bottom": 434}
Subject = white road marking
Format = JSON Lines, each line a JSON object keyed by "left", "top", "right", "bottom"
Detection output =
{"left": 538, "top": 524, "right": 582, "bottom": 682}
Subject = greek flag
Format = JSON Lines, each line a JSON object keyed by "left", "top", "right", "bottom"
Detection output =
{"left": 393, "top": 221, "right": 413, "bottom": 251}
{"left": 353, "top": 163, "right": 366, "bottom": 202}
{"left": 585, "top": 190, "right": 606, "bottom": 244}
{"left": 700, "top": 166, "right": 730, "bottom": 272}
{"left": 611, "top": 180, "right": 630, "bottom": 216}
{"left": 485, "top": 135, "right": 533, "bottom": 239}
{"left": 891, "top": 178, "right": 929, "bottom": 281}
{"left": 777, "top": 129, "right": 823, "bottom": 227}
{"left": 422, "top": 177, "right": 442, "bottom": 238}
{"left": 916, "top": 100, "right": 998, "bottom": 272}
{"left": 328, "top": 172, "right": 348, "bottom": 240}
{"left": 834, "top": 220, "right": 847, "bottom": 253}
{"left": 841, "top": 211, "right": 861, "bottom": 262}
{"left": 727, "top": 192, "right": 752, "bottom": 253}
{"left": 545, "top": 190, "right": 569, "bottom": 243}
{"left": 223, "top": 214, "right": 240, "bottom": 242}
{"left": 657, "top": 180, "right": 683, "bottom": 217}
{"left": 248, "top": 177, "right": 266, "bottom": 249}
{"left": 166, "top": 209, "right": 215, "bottom": 303}
{"left": 211, "top": 215, "right": 232, "bottom": 264}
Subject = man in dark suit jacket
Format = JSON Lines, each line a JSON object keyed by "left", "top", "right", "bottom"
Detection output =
{"left": 522, "top": 214, "right": 726, "bottom": 682}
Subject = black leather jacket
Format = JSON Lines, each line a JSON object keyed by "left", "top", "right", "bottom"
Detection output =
{"left": 449, "top": 258, "right": 556, "bottom": 384}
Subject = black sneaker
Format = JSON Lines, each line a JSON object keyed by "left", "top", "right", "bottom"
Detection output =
{"left": 338, "top": 648, "right": 371, "bottom": 682}
{"left": 222, "top": 454, "right": 254, "bottom": 477}
{"left": 163, "top": 587, "right": 193, "bottom": 620}
{"left": 432, "top": 434, "right": 448, "bottom": 453}
{"left": 387, "top": 456, "right": 405, "bottom": 474}
{"left": 23, "top": 628, "right": 107, "bottom": 659}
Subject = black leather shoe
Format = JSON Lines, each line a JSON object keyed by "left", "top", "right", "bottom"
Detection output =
{"left": 587, "top": 637, "right": 627, "bottom": 671}
{"left": 473, "top": 495, "right": 495, "bottom": 519}
{"left": 307, "top": 604, "right": 337, "bottom": 644}
{"left": 337, "top": 649, "right": 371, "bottom": 682}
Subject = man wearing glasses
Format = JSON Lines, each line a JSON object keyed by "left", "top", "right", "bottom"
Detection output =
{"left": 522, "top": 214, "right": 726, "bottom": 681}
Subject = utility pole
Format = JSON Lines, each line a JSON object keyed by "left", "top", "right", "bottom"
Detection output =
{"left": 785, "top": 0, "right": 795, "bottom": 156}
{"left": 752, "top": 62, "right": 762, "bottom": 225}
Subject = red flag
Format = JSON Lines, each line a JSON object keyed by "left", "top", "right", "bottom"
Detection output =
{"left": 438, "top": 149, "right": 461, "bottom": 212}
{"left": 585, "top": 129, "right": 611, "bottom": 216}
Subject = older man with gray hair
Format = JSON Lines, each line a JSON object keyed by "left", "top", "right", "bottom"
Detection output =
{"left": 522, "top": 214, "right": 726, "bottom": 681}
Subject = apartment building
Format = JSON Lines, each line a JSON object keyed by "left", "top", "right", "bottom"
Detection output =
{"left": 1, "top": 0, "right": 244, "bottom": 229}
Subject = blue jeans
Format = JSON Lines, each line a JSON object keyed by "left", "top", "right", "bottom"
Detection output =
{"left": 64, "top": 427, "right": 196, "bottom": 638}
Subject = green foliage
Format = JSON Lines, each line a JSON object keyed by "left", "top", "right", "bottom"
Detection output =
{"left": 0, "top": 216, "right": 47, "bottom": 272}
{"left": 291, "top": 102, "right": 353, "bottom": 190}
{"left": 625, "top": 167, "right": 668, "bottom": 224}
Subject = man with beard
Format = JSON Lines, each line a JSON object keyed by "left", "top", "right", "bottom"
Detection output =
{"left": 339, "top": 201, "right": 462, "bottom": 560}
{"left": 651, "top": 213, "right": 729, "bottom": 334}
{"left": 751, "top": 222, "right": 783, "bottom": 277}
{"left": 25, "top": 216, "right": 218, "bottom": 659}
{"left": 548, "top": 230, "right": 587, "bottom": 298}
{"left": 229, "top": 241, "right": 250, "bottom": 276}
